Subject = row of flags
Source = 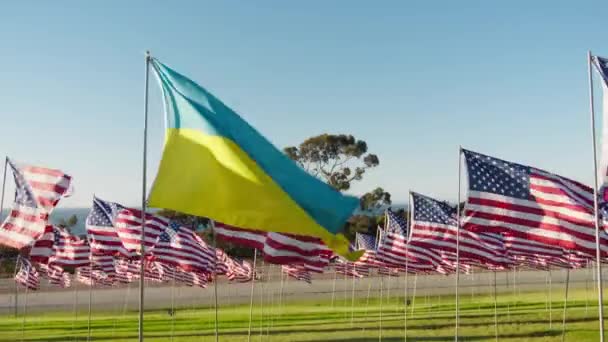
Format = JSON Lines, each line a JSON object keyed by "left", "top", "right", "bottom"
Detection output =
{"left": 7, "top": 54, "right": 608, "bottom": 291}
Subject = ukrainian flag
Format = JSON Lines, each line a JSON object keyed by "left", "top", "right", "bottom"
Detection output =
{"left": 148, "top": 58, "right": 361, "bottom": 260}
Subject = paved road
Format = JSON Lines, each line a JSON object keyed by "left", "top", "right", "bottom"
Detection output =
{"left": 0, "top": 266, "right": 598, "bottom": 315}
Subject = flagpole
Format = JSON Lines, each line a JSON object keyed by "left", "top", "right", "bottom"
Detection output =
{"left": 0, "top": 157, "right": 7, "bottom": 222}
{"left": 138, "top": 50, "right": 151, "bottom": 342}
{"left": 411, "top": 274, "right": 417, "bottom": 318}
{"left": 493, "top": 271, "right": 498, "bottom": 342}
{"left": 363, "top": 282, "right": 371, "bottom": 333}
{"left": 278, "top": 267, "right": 284, "bottom": 317}
{"left": 210, "top": 220, "right": 219, "bottom": 342}
{"left": 561, "top": 267, "right": 571, "bottom": 342}
{"left": 87, "top": 268, "right": 94, "bottom": 342}
{"left": 455, "top": 146, "right": 462, "bottom": 342}
{"left": 248, "top": 249, "right": 258, "bottom": 341}
{"left": 404, "top": 248, "right": 409, "bottom": 341}
{"left": 331, "top": 268, "right": 337, "bottom": 308}
{"left": 549, "top": 269, "right": 553, "bottom": 329}
{"left": 20, "top": 271, "right": 29, "bottom": 342}
{"left": 170, "top": 276, "right": 175, "bottom": 342}
{"left": 587, "top": 50, "right": 605, "bottom": 342}
{"left": 350, "top": 264, "right": 356, "bottom": 326}
{"left": 258, "top": 258, "right": 265, "bottom": 339}
{"left": 13, "top": 256, "right": 20, "bottom": 318}
{"left": 379, "top": 274, "right": 383, "bottom": 342}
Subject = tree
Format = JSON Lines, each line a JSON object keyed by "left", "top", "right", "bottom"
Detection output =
{"left": 57, "top": 214, "right": 78, "bottom": 232}
{"left": 359, "top": 187, "right": 391, "bottom": 213}
{"left": 284, "top": 134, "right": 379, "bottom": 191}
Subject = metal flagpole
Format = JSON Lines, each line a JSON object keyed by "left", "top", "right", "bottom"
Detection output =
{"left": 561, "top": 268, "right": 571, "bottom": 342}
{"left": 0, "top": 157, "right": 7, "bottom": 222}
{"left": 13, "top": 256, "right": 20, "bottom": 318}
{"left": 72, "top": 284, "right": 79, "bottom": 341}
{"left": 363, "top": 282, "right": 371, "bottom": 333}
{"left": 344, "top": 265, "right": 348, "bottom": 319}
{"left": 170, "top": 277, "right": 175, "bottom": 342}
{"left": 350, "top": 264, "right": 356, "bottom": 326}
{"left": 588, "top": 50, "right": 606, "bottom": 342}
{"left": 258, "top": 259, "right": 265, "bottom": 340}
{"left": 248, "top": 249, "right": 258, "bottom": 341}
{"left": 379, "top": 274, "right": 384, "bottom": 342}
{"left": 404, "top": 248, "right": 409, "bottom": 341}
{"left": 331, "top": 268, "right": 337, "bottom": 308}
{"left": 586, "top": 260, "right": 591, "bottom": 317}
{"left": 386, "top": 271, "right": 391, "bottom": 313}
{"left": 20, "top": 271, "right": 29, "bottom": 342}
{"left": 278, "top": 267, "right": 284, "bottom": 317}
{"left": 455, "top": 146, "right": 462, "bottom": 342}
{"left": 493, "top": 271, "right": 498, "bottom": 342}
{"left": 549, "top": 269, "right": 553, "bottom": 329}
{"left": 210, "top": 220, "right": 219, "bottom": 342}
{"left": 411, "top": 274, "right": 417, "bottom": 318}
{"left": 138, "top": 50, "right": 151, "bottom": 342}
{"left": 87, "top": 268, "right": 94, "bottom": 342}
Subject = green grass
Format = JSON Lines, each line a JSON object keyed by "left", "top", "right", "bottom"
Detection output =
{"left": 0, "top": 288, "right": 605, "bottom": 341}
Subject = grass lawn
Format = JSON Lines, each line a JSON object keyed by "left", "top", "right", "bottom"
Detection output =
{"left": 0, "top": 288, "right": 605, "bottom": 341}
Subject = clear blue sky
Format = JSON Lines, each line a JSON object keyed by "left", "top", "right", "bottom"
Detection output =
{"left": 1, "top": 1, "right": 607, "bottom": 209}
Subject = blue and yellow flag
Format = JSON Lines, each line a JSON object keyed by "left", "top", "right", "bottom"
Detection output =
{"left": 148, "top": 58, "right": 361, "bottom": 260}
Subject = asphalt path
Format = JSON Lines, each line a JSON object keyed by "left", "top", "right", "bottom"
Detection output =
{"left": 0, "top": 266, "right": 598, "bottom": 315}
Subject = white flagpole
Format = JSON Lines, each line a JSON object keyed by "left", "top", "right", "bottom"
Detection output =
{"left": 72, "top": 284, "right": 79, "bottom": 341}
{"left": 13, "top": 256, "right": 20, "bottom": 318}
{"left": 455, "top": 146, "right": 463, "bottom": 342}
{"left": 493, "top": 271, "right": 498, "bottom": 342}
{"left": 247, "top": 249, "right": 258, "bottom": 341}
{"left": 588, "top": 50, "right": 606, "bottom": 342}
{"left": 350, "top": 264, "right": 356, "bottom": 326}
{"left": 363, "top": 282, "right": 371, "bottom": 333}
{"left": 404, "top": 248, "right": 409, "bottom": 341}
{"left": 20, "top": 271, "right": 29, "bottom": 342}
{"left": 170, "top": 276, "right": 175, "bottom": 342}
{"left": 278, "top": 267, "right": 284, "bottom": 317}
{"left": 549, "top": 269, "right": 553, "bottom": 329}
{"left": 258, "top": 259, "right": 265, "bottom": 340}
{"left": 138, "top": 50, "right": 151, "bottom": 342}
{"left": 561, "top": 268, "right": 571, "bottom": 342}
{"left": 586, "top": 260, "right": 591, "bottom": 317}
{"left": 379, "top": 274, "right": 384, "bottom": 342}
{"left": 210, "top": 220, "right": 219, "bottom": 342}
{"left": 0, "top": 157, "right": 7, "bottom": 221}
{"left": 386, "top": 271, "right": 391, "bottom": 314}
{"left": 331, "top": 268, "right": 337, "bottom": 308}
{"left": 411, "top": 274, "right": 417, "bottom": 318}
{"left": 87, "top": 268, "right": 94, "bottom": 342}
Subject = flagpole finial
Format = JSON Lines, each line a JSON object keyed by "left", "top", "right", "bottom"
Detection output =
{"left": 145, "top": 50, "right": 151, "bottom": 61}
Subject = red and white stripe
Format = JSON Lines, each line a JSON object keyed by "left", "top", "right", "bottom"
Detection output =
{"left": 282, "top": 265, "right": 312, "bottom": 283}
{"left": 151, "top": 224, "right": 216, "bottom": 274}
{"left": 214, "top": 222, "right": 266, "bottom": 250}
{"left": 114, "top": 208, "right": 169, "bottom": 254}
{"left": 15, "top": 259, "right": 40, "bottom": 290}
{"left": 377, "top": 232, "right": 442, "bottom": 270}
{"left": 464, "top": 164, "right": 608, "bottom": 256}
{"left": 50, "top": 228, "right": 91, "bottom": 268}
{"left": 0, "top": 206, "right": 48, "bottom": 249}
{"left": 262, "top": 232, "right": 328, "bottom": 271}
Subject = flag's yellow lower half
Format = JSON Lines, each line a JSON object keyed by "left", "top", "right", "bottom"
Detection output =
{"left": 148, "top": 128, "right": 362, "bottom": 260}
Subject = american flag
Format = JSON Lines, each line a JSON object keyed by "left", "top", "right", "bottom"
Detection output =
{"left": 226, "top": 258, "right": 254, "bottom": 282}
{"left": 262, "top": 232, "right": 328, "bottom": 271}
{"left": 76, "top": 267, "right": 112, "bottom": 286}
{"left": 38, "top": 263, "right": 71, "bottom": 288}
{"left": 282, "top": 264, "right": 311, "bottom": 283}
{"left": 335, "top": 259, "right": 364, "bottom": 278}
{"left": 377, "top": 230, "right": 441, "bottom": 271}
{"left": 377, "top": 266, "right": 400, "bottom": 276}
{"left": 0, "top": 159, "right": 71, "bottom": 249}
{"left": 151, "top": 221, "right": 216, "bottom": 274}
{"left": 462, "top": 149, "right": 606, "bottom": 256}
{"left": 214, "top": 222, "right": 266, "bottom": 250}
{"left": 48, "top": 227, "right": 91, "bottom": 268}
{"left": 29, "top": 224, "right": 54, "bottom": 263}
{"left": 503, "top": 235, "right": 564, "bottom": 259}
{"left": 114, "top": 208, "right": 169, "bottom": 255}
{"left": 592, "top": 55, "right": 608, "bottom": 228}
{"left": 90, "top": 254, "right": 115, "bottom": 277}
{"left": 409, "top": 192, "right": 510, "bottom": 269}
{"left": 86, "top": 197, "right": 130, "bottom": 257}
{"left": 15, "top": 258, "right": 40, "bottom": 290}
{"left": 353, "top": 233, "right": 383, "bottom": 271}
{"left": 385, "top": 210, "right": 408, "bottom": 236}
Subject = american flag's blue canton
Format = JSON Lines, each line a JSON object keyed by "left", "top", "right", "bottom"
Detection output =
{"left": 357, "top": 233, "right": 376, "bottom": 250}
{"left": 412, "top": 193, "right": 457, "bottom": 225}
{"left": 464, "top": 150, "right": 531, "bottom": 199}
{"left": 11, "top": 163, "right": 36, "bottom": 207}
{"left": 595, "top": 56, "right": 608, "bottom": 83}
{"left": 386, "top": 210, "right": 407, "bottom": 235}
{"left": 87, "top": 198, "right": 123, "bottom": 226}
